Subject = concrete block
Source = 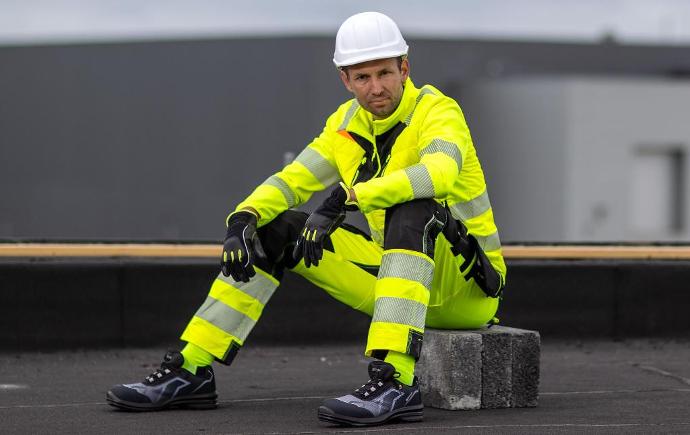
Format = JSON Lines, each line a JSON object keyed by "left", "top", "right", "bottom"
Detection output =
{"left": 417, "top": 326, "right": 540, "bottom": 410}
{"left": 505, "top": 327, "right": 540, "bottom": 407}
{"left": 417, "top": 330, "right": 482, "bottom": 410}
{"left": 481, "top": 328, "right": 513, "bottom": 408}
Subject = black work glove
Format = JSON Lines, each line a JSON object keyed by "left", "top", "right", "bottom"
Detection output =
{"left": 293, "top": 183, "right": 355, "bottom": 267}
{"left": 221, "top": 210, "right": 266, "bottom": 282}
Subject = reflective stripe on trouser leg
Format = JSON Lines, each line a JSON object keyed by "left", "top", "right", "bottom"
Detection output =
{"left": 366, "top": 249, "right": 434, "bottom": 359}
{"left": 180, "top": 267, "right": 279, "bottom": 364}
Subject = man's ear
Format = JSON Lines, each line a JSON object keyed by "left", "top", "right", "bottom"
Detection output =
{"left": 400, "top": 58, "right": 410, "bottom": 83}
{"left": 339, "top": 69, "right": 353, "bottom": 93}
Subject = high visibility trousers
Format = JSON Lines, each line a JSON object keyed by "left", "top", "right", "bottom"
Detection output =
{"left": 181, "top": 200, "right": 501, "bottom": 364}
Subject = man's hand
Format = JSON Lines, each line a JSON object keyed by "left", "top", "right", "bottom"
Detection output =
{"left": 221, "top": 210, "right": 266, "bottom": 282}
{"left": 293, "top": 183, "right": 356, "bottom": 267}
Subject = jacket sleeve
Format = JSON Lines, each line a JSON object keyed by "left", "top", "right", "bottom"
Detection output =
{"left": 233, "top": 118, "right": 342, "bottom": 227}
{"left": 353, "top": 97, "right": 468, "bottom": 213}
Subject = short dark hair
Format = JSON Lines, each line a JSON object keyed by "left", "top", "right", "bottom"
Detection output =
{"left": 340, "top": 55, "right": 406, "bottom": 77}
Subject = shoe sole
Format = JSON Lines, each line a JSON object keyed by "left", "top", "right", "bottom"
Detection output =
{"left": 106, "top": 391, "right": 218, "bottom": 412}
{"left": 317, "top": 404, "right": 424, "bottom": 427}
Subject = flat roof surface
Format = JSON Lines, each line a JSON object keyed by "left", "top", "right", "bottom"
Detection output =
{"left": 2, "top": 340, "right": 689, "bottom": 434}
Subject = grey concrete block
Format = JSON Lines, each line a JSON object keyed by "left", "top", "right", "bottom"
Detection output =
{"left": 417, "top": 329, "right": 482, "bottom": 410}
{"left": 418, "top": 326, "right": 540, "bottom": 410}
{"left": 505, "top": 327, "right": 540, "bottom": 407}
{"left": 480, "top": 328, "right": 513, "bottom": 408}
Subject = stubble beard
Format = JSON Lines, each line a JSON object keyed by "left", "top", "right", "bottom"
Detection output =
{"left": 364, "top": 93, "right": 402, "bottom": 120}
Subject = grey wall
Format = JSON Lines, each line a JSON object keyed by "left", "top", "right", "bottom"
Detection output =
{"left": 0, "top": 38, "right": 347, "bottom": 240}
{"left": 460, "top": 79, "right": 569, "bottom": 242}
{"left": 462, "top": 76, "right": 690, "bottom": 242}
{"left": 2, "top": 37, "right": 689, "bottom": 241}
{"left": 567, "top": 78, "right": 690, "bottom": 242}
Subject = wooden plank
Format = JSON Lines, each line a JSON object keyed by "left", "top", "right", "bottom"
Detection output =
{"left": 1, "top": 243, "right": 690, "bottom": 260}
{"left": 503, "top": 245, "right": 690, "bottom": 260}
{"left": 0, "top": 243, "right": 220, "bottom": 258}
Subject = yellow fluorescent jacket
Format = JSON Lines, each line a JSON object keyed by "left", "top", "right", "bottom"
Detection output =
{"left": 236, "top": 78, "right": 506, "bottom": 282}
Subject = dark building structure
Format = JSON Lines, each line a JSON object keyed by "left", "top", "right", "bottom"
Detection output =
{"left": 1, "top": 37, "right": 689, "bottom": 241}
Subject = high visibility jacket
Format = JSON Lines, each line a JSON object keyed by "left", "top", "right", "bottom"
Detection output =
{"left": 236, "top": 78, "right": 506, "bottom": 283}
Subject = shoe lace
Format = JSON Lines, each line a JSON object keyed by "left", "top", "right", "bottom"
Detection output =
{"left": 144, "top": 365, "right": 174, "bottom": 384}
{"left": 353, "top": 371, "right": 401, "bottom": 398}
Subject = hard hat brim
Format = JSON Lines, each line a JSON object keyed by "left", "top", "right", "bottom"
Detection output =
{"left": 333, "top": 48, "right": 408, "bottom": 68}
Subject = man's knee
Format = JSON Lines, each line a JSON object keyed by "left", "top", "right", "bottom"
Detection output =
{"left": 383, "top": 199, "right": 445, "bottom": 255}
{"left": 256, "top": 210, "right": 308, "bottom": 270}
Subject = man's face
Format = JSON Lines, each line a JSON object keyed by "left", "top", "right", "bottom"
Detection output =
{"left": 339, "top": 57, "right": 410, "bottom": 119}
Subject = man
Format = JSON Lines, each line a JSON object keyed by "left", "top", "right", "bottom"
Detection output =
{"left": 107, "top": 11, "right": 506, "bottom": 427}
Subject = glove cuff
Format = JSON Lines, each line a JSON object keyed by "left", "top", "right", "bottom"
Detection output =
{"left": 339, "top": 182, "right": 359, "bottom": 210}
{"left": 314, "top": 185, "right": 347, "bottom": 219}
{"left": 226, "top": 210, "right": 257, "bottom": 231}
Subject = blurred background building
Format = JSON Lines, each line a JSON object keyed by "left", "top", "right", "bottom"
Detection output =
{"left": 2, "top": 0, "right": 690, "bottom": 243}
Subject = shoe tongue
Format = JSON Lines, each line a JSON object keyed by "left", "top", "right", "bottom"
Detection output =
{"left": 162, "top": 351, "right": 184, "bottom": 369}
{"left": 368, "top": 360, "right": 395, "bottom": 381}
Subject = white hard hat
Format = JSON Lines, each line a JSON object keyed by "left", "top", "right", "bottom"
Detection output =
{"left": 333, "top": 12, "right": 408, "bottom": 68}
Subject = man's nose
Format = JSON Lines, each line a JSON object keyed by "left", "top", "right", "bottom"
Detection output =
{"left": 370, "top": 77, "right": 384, "bottom": 95}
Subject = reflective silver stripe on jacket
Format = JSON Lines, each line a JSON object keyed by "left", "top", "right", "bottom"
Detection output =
{"left": 294, "top": 147, "right": 340, "bottom": 188}
{"left": 338, "top": 100, "right": 360, "bottom": 131}
{"left": 420, "top": 139, "right": 463, "bottom": 172}
{"left": 372, "top": 296, "right": 427, "bottom": 330}
{"left": 449, "top": 189, "right": 492, "bottom": 222}
{"left": 378, "top": 251, "right": 434, "bottom": 291}
{"left": 404, "top": 164, "right": 435, "bottom": 199}
{"left": 404, "top": 88, "right": 435, "bottom": 125}
{"left": 263, "top": 175, "right": 296, "bottom": 208}
{"left": 476, "top": 231, "right": 502, "bottom": 252}
{"left": 194, "top": 296, "right": 256, "bottom": 342}
{"left": 217, "top": 272, "right": 277, "bottom": 306}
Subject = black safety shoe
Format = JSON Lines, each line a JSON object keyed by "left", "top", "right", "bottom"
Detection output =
{"left": 106, "top": 350, "right": 217, "bottom": 411}
{"left": 318, "top": 360, "right": 423, "bottom": 426}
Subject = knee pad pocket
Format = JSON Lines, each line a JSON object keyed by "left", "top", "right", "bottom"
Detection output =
{"left": 384, "top": 200, "right": 445, "bottom": 256}
{"left": 257, "top": 210, "right": 308, "bottom": 270}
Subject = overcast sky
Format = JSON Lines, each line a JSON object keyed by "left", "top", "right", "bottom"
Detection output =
{"left": 1, "top": 0, "right": 689, "bottom": 46}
